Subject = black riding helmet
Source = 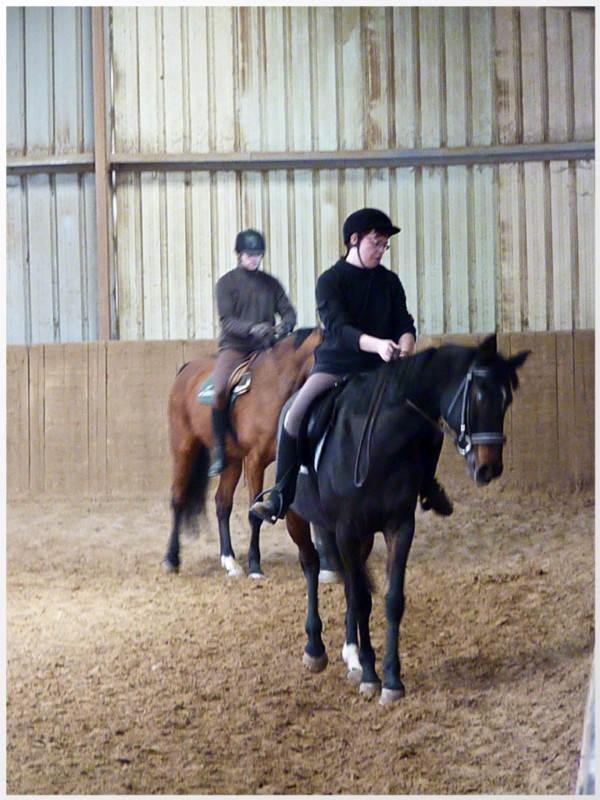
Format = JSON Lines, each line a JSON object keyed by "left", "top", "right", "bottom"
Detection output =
{"left": 235, "top": 228, "right": 266, "bottom": 255}
{"left": 342, "top": 208, "right": 401, "bottom": 245}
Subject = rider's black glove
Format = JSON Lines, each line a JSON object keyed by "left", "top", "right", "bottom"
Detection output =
{"left": 274, "top": 321, "right": 293, "bottom": 338}
{"left": 249, "top": 322, "right": 272, "bottom": 338}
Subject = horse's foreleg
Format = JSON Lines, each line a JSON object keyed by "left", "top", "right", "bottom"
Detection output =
{"left": 342, "top": 606, "right": 362, "bottom": 682}
{"left": 244, "top": 456, "right": 268, "bottom": 579}
{"left": 380, "top": 516, "right": 416, "bottom": 704}
{"left": 246, "top": 513, "right": 263, "bottom": 579}
{"left": 342, "top": 535, "right": 372, "bottom": 680}
{"left": 340, "top": 531, "right": 379, "bottom": 696}
{"left": 215, "top": 461, "right": 244, "bottom": 577}
{"left": 287, "top": 510, "right": 328, "bottom": 673}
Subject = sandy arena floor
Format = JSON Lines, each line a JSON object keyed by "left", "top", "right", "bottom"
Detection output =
{"left": 6, "top": 478, "right": 595, "bottom": 795}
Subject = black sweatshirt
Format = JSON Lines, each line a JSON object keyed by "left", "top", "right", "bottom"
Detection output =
{"left": 314, "top": 258, "right": 416, "bottom": 374}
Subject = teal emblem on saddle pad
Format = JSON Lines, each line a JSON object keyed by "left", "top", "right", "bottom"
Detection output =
{"left": 197, "top": 372, "right": 252, "bottom": 405}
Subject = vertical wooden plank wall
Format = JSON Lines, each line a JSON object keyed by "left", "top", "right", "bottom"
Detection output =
{"left": 6, "top": 348, "right": 30, "bottom": 495}
{"left": 6, "top": 333, "right": 593, "bottom": 498}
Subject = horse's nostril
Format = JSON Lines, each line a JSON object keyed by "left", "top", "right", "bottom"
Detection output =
{"left": 477, "top": 462, "right": 503, "bottom": 485}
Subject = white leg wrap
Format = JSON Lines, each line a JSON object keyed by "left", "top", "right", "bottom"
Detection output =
{"left": 318, "top": 569, "right": 343, "bottom": 584}
{"left": 220, "top": 555, "right": 244, "bottom": 578}
{"left": 342, "top": 642, "right": 362, "bottom": 680}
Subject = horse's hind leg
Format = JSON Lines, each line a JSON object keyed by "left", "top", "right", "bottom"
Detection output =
{"left": 287, "top": 510, "right": 328, "bottom": 673}
{"left": 215, "top": 460, "right": 244, "bottom": 577}
{"left": 313, "top": 525, "right": 343, "bottom": 584}
{"left": 163, "top": 434, "right": 202, "bottom": 574}
{"left": 163, "top": 502, "right": 184, "bottom": 573}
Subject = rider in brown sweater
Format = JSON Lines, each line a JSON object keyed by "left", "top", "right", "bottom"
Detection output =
{"left": 209, "top": 229, "right": 296, "bottom": 476}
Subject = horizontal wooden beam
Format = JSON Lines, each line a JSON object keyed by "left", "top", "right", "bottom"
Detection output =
{"left": 6, "top": 141, "right": 595, "bottom": 175}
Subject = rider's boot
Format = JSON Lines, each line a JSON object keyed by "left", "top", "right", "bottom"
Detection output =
{"left": 208, "top": 407, "right": 229, "bottom": 477}
{"left": 250, "top": 428, "right": 299, "bottom": 523}
{"left": 419, "top": 435, "right": 453, "bottom": 516}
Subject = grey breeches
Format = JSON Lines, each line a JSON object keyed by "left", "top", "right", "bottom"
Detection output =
{"left": 212, "top": 349, "right": 249, "bottom": 409}
{"left": 283, "top": 371, "right": 344, "bottom": 438}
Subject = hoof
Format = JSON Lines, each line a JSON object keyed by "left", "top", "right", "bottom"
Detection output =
{"left": 162, "top": 558, "right": 179, "bottom": 575}
{"left": 319, "top": 569, "right": 343, "bottom": 584}
{"left": 248, "top": 570, "right": 265, "bottom": 580}
{"left": 379, "top": 686, "right": 406, "bottom": 705}
{"left": 359, "top": 681, "right": 381, "bottom": 699}
{"left": 347, "top": 668, "right": 362, "bottom": 683}
{"left": 302, "top": 651, "right": 328, "bottom": 673}
{"left": 221, "top": 555, "right": 244, "bottom": 578}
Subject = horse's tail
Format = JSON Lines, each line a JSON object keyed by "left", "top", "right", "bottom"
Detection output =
{"left": 176, "top": 444, "right": 212, "bottom": 536}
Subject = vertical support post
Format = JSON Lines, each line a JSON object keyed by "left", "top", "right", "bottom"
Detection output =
{"left": 92, "top": 7, "right": 111, "bottom": 340}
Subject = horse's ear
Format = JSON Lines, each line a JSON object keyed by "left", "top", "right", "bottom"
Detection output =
{"left": 509, "top": 349, "right": 531, "bottom": 372}
{"left": 476, "top": 334, "right": 497, "bottom": 361}
{"left": 506, "top": 349, "right": 531, "bottom": 390}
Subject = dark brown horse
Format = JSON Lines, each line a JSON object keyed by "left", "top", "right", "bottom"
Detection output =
{"left": 163, "top": 327, "right": 322, "bottom": 578}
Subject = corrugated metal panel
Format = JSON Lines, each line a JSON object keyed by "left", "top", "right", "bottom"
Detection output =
{"left": 6, "top": 7, "right": 97, "bottom": 345}
{"left": 110, "top": 6, "right": 595, "bottom": 154}
{"left": 7, "top": 6, "right": 94, "bottom": 154}
{"left": 6, "top": 6, "right": 594, "bottom": 344}
{"left": 7, "top": 172, "right": 98, "bottom": 345}
{"left": 109, "top": 5, "right": 593, "bottom": 340}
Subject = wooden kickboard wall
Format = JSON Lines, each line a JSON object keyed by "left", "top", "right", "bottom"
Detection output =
{"left": 6, "top": 331, "right": 594, "bottom": 498}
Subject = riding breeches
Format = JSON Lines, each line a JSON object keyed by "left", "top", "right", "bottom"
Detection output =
{"left": 212, "top": 348, "right": 249, "bottom": 410}
{"left": 283, "top": 371, "right": 343, "bottom": 438}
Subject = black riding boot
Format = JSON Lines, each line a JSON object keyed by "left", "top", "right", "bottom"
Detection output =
{"left": 420, "top": 435, "right": 453, "bottom": 516}
{"left": 208, "top": 407, "right": 229, "bottom": 477}
{"left": 250, "top": 429, "right": 299, "bottom": 524}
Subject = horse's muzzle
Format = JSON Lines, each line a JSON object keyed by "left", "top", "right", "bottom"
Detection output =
{"left": 467, "top": 446, "right": 504, "bottom": 485}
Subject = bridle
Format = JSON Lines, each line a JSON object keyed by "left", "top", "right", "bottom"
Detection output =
{"left": 406, "top": 365, "right": 507, "bottom": 457}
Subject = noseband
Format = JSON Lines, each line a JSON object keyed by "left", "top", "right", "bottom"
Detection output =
{"left": 443, "top": 367, "right": 507, "bottom": 455}
{"left": 406, "top": 365, "right": 507, "bottom": 457}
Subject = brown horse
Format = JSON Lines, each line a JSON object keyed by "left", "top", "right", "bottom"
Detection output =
{"left": 163, "top": 327, "right": 322, "bottom": 578}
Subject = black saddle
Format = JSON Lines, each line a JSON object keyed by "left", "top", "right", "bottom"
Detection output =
{"left": 297, "top": 380, "right": 347, "bottom": 470}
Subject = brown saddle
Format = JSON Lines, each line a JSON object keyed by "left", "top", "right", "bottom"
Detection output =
{"left": 197, "top": 352, "right": 260, "bottom": 406}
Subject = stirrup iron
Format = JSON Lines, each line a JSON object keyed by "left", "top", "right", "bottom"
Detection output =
{"left": 251, "top": 488, "right": 284, "bottom": 524}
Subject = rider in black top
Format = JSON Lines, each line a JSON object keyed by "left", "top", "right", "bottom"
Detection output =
{"left": 251, "top": 207, "right": 452, "bottom": 523}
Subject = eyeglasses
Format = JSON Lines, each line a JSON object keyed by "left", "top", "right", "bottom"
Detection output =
{"left": 364, "top": 235, "right": 390, "bottom": 252}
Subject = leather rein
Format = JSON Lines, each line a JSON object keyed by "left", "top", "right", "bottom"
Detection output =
{"left": 353, "top": 363, "right": 506, "bottom": 488}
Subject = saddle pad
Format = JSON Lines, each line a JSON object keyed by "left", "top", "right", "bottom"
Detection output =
{"left": 197, "top": 370, "right": 252, "bottom": 405}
